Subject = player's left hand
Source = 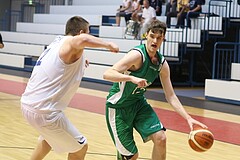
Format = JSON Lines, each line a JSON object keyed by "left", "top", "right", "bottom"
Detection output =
{"left": 187, "top": 117, "right": 208, "bottom": 131}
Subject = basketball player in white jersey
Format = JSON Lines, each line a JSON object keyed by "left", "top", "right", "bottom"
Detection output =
{"left": 21, "top": 16, "right": 119, "bottom": 160}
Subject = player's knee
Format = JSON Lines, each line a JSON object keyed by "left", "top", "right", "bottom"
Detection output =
{"left": 153, "top": 131, "right": 167, "bottom": 146}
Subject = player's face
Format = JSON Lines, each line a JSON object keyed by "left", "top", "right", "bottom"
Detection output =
{"left": 146, "top": 30, "right": 165, "bottom": 54}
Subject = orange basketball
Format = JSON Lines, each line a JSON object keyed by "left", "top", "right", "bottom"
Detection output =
{"left": 188, "top": 126, "right": 214, "bottom": 152}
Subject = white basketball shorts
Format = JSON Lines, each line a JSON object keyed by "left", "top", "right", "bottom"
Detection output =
{"left": 21, "top": 104, "right": 87, "bottom": 153}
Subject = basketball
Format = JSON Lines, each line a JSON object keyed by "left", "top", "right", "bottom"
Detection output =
{"left": 188, "top": 126, "right": 214, "bottom": 152}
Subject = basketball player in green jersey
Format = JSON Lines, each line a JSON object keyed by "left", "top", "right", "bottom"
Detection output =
{"left": 103, "top": 19, "right": 207, "bottom": 160}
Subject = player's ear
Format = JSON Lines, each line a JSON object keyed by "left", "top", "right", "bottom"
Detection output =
{"left": 79, "top": 30, "right": 84, "bottom": 34}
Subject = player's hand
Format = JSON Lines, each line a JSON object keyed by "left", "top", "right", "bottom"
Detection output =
{"left": 108, "top": 42, "right": 119, "bottom": 53}
{"left": 187, "top": 117, "right": 208, "bottom": 131}
{"left": 131, "top": 76, "right": 148, "bottom": 88}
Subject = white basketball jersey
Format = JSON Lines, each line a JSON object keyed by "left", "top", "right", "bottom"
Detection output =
{"left": 21, "top": 36, "right": 85, "bottom": 111}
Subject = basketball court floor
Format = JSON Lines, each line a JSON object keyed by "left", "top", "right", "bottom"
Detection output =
{"left": 0, "top": 68, "right": 239, "bottom": 160}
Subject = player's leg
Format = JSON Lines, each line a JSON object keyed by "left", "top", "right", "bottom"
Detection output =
{"left": 35, "top": 112, "right": 88, "bottom": 159}
{"left": 68, "top": 144, "right": 88, "bottom": 160}
{"left": 62, "top": 114, "right": 88, "bottom": 160}
{"left": 134, "top": 101, "right": 166, "bottom": 160}
{"left": 106, "top": 106, "right": 138, "bottom": 160}
{"left": 57, "top": 114, "right": 88, "bottom": 160}
{"left": 21, "top": 106, "right": 52, "bottom": 160}
{"left": 150, "top": 130, "right": 167, "bottom": 160}
{"left": 30, "top": 139, "right": 51, "bottom": 160}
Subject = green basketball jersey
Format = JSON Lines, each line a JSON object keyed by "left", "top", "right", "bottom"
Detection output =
{"left": 106, "top": 44, "right": 165, "bottom": 108}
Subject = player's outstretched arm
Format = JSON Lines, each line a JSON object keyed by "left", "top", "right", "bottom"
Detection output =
{"left": 60, "top": 33, "right": 119, "bottom": 64}
{"left": 160, "top": 61, "right": 207, "bottom": 130}
{"left": 71, "top": 33, "right": 119, "bottom": 52}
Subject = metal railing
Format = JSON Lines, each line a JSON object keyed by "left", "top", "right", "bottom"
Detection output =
{"left": 183, "top": 0, "right": 238, "bottom": 51}
{"left": 207, "top": 0, "right": 232, "bottom": 38}
{"left": 212, "top": 42, "right": 240, "bottom": 79}
{"left": 159, "top": 28, "right": 185, "bottom": 64}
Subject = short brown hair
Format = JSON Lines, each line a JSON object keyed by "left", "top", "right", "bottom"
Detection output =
{"left": 65, "top": 16, "right": 89, "bottom": 36}
{"left": 146, "top": 19, "right": 167, "bottom": 35}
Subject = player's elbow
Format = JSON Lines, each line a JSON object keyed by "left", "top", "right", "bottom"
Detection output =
{"left": 103, "top": 68, "right": 116, "bottom": 81}
{"left": 103, "top": 70, "right": 110, "bottom": 80}
{"left": 103, "top": 72, "right": 107, "bottom": 80}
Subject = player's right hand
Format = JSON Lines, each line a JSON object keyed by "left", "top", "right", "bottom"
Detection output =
{"left": 131, "top": 76, "right": 148, "bottom": 88}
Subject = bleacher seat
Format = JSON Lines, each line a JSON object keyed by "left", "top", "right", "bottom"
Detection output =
{"left": 205, "top": 79, "right": 240, "bottom": 105}
{"left": 33, "top": 14, "right": 102, "bottom": 26}
{"left": 1, "top": 31, "right": 55, "bottom": 45}
{"left": 16, "top": 22, "right": 65, "bottom": 34}
{"left": 0, "top": 53, "right": 25, "bottom": 68}
{"left": 0, "top": 42, "right": 45, "bottom": 70}
{"left": 50, "top": 5, "right": 118, "bottom": 15}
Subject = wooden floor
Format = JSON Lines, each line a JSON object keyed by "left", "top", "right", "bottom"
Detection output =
{"left": 0, "top": 72, "right": 240, "bottom": 160}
